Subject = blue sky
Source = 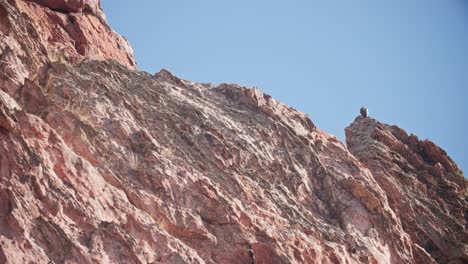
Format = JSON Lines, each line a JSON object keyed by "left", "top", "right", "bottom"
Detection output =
{"left": 102, "top": 0, "right": 468, "bottom": 174}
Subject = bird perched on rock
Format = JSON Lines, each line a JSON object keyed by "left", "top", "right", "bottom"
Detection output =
{"left": 360, "top": 107, "right": 369, "bottom": 118}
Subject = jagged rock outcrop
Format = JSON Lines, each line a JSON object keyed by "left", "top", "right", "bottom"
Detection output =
{"left": 346, "top": 117, "right": 468, "bottom": 263}
{"left": 0, "top": 0, "right": 466, "bottom": 263}
{"left": 26, "top": 0, "right": 87, "bottom": 12}
{"left": 0, "top": 0, "right": 135, "bottom": 93}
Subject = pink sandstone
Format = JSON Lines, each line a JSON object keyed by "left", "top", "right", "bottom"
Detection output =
{"left": 0, "top": 0, "right": 466, "bottom": 263}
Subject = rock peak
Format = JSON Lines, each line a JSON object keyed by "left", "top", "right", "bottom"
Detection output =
{"left": 0, "top": 1, "right": 466, "bottom": 263}
{"left": 2, "top": 0, "right": 136, "bottom": 72}
{"left": 154, "top": 68, "right": 187, "bottom": 86}
{"left": 154, "top": 68, "right": 175, "bottom": 79}
{"left": 346, "top": 116, "right": 467, "bottom": 263}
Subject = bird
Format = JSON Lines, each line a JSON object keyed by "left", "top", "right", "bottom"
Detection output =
{"left": 360, "top": 107, "right": 369, "bottom": 118}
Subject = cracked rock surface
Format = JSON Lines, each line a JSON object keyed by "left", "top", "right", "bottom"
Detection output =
{"left": 0, "top": 0, "right": 466, "bottom": 263}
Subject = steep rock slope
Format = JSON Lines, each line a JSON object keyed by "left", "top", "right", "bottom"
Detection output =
{"left": 0, "top": 0, "right": 135, "bottom": 95}
{"left": 346, "top": 117, "right": 468, "bottom": 263}
{"left": 0, "top": 0, "right": 466, "bottom": 263}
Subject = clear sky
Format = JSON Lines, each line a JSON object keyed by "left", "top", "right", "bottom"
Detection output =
{"left": 102, "top": 0, "right": 468, "bottom": 174}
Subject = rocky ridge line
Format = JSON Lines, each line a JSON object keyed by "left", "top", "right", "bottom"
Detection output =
{"left": 346, "top": 116, "right": 467, "bottom": 263}
{"left": 0, "top": 0, "right": 466, "bottom": 263}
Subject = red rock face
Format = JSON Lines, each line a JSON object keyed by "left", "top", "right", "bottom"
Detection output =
{"left": 26, "top": 0, "right": 86, "bottom": 12}
{"left": 0, "top": 1, "right": 466, "bottom": 263}
{"left": 1, "top": 0, "right": 135, "bottom": 82}
{"left": 0, "top": 5, "right": 11, "bottom": 35}
{"left": 346, "top": 117, "right": 468, "bottom": 263}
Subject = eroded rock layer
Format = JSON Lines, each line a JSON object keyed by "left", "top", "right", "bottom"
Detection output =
{"left": 346, "top": 117, "right": 468, "bottom": 263}
{"left": 0, "top": 0, "right": 466, "bottom": 263}
{"left": 0, "top": 0, "right": 135, "bottom": 85}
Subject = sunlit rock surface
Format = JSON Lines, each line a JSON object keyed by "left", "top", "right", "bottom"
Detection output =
{"left": 0, "top": 0, "right": 466, "bottom": 263}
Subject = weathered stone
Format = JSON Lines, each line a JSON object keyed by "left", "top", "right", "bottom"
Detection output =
{"left": 0, "top": 1, "right": 465, "bottom": 263}
{"left": 346, "top": 116, "right": 467, "bottom": 263}
{"left": 26, "top": 0, "right": 86, "bottom": 13}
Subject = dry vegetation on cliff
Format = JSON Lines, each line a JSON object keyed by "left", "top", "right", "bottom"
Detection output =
{"left": 0, "top": 0, "right": 466, "bottom": 263}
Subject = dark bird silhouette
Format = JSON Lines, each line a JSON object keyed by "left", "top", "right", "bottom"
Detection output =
{"left": 360, "top": 107, "right": 369, "bottom": 118}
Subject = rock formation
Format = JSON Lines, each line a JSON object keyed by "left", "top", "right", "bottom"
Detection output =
{"left": 0, "top": 0, "right": 466, "bottom": 263}
{"left": 346, "top": 117, "right": 468, "bottom": 263}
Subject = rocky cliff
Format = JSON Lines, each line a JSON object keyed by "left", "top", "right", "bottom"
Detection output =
{"left": 0, "top": 1, "right": 466, "bottom": 263}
